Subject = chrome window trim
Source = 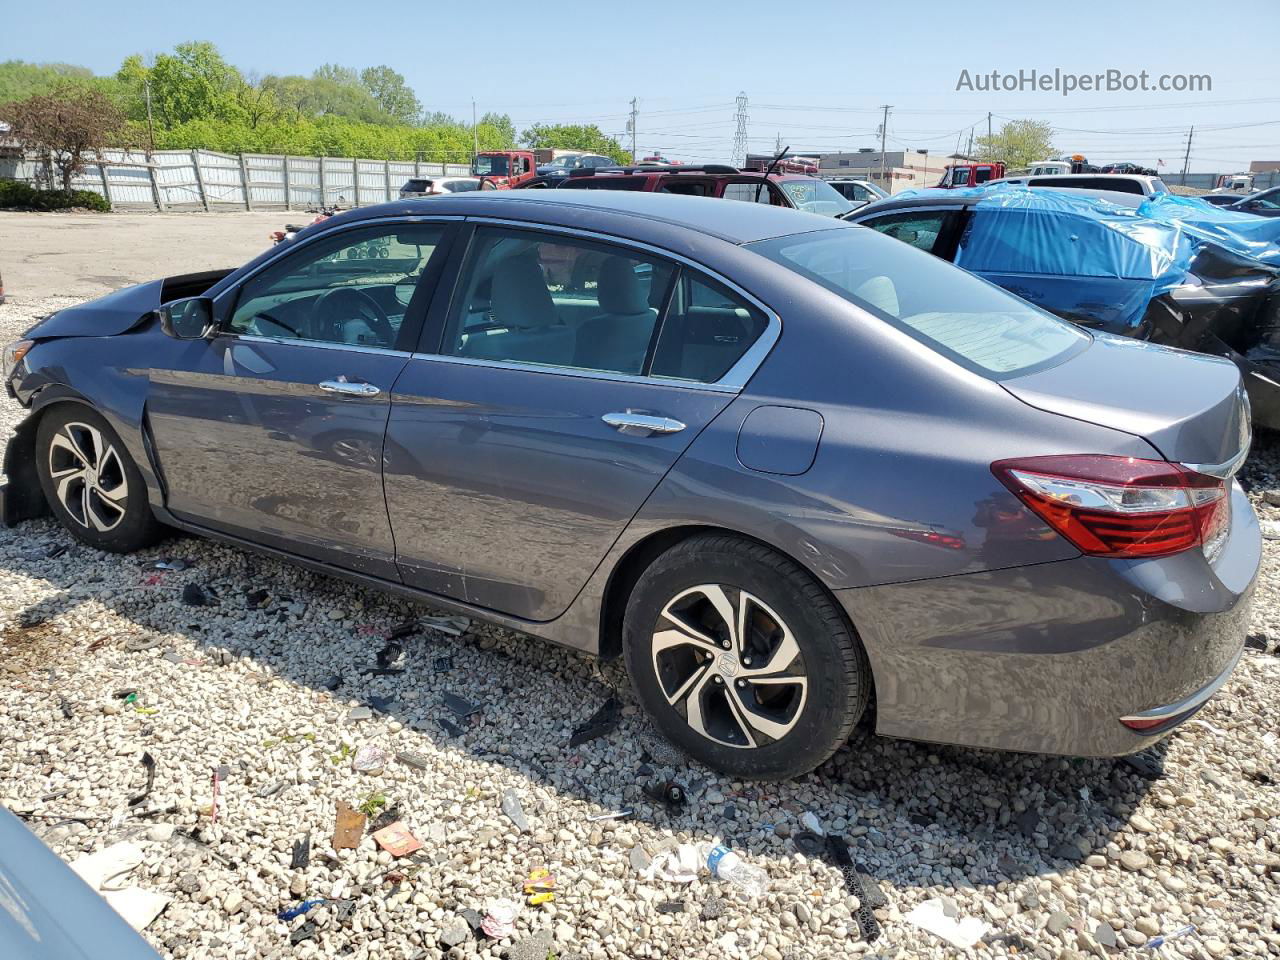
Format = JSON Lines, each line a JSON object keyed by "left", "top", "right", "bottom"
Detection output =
{"left": 218, "top": 333, "right": 410, "bottom": 359}
{"left": 432, "top": 216, "right": 782, "bottom": 393}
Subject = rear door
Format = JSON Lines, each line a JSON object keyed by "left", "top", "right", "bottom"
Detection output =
{"left": 384, "top": 224, "right": 776, "bottom": 619}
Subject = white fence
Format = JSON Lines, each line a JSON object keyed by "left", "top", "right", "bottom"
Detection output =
{"left": 9, "top": 149, "right": 473, "bottom": 211}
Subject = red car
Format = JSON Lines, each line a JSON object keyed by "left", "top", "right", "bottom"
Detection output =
{"left": 558, "top": 164, "right": 856, "bottom": 217}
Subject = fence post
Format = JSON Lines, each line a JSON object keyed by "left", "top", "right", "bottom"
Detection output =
{"left": 384, "top": 159, "right": 392, "bottom": 202}
{"left": 239, "top": 154, "right": 253, "bottom": 211}
{"left": 414, "top": 158, "right": 421, "bottom": 179}
{"left": 352, "top": 157, "right": 360, "bottom": 207}
{"left": 319, "top": 156, "right": 327, "bottom": 208}
{"left": 190, "top": 149, "right": 210, "bottom": 211}
{"left": 283, "top": 155, "right": 292, "bottom": 211}
{"left": 97, "top": 159, "right": 113, "bottom": 210}
{"left": 147, "top": 154, "right": 164, "bottom": 211}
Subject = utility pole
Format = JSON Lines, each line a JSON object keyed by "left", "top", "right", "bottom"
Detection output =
{"left": 1180, "top": 125, "right": 1194, "bottom": 185}
{"left": 731, "top": 92, "right": 749, "bottom": 168}
{"left": 878, "top": 104, "right": 891, "bottom": 190}
{"left": 986, "top": 111, "right": 992, "bottom": 155}
{"left": 144, "top": 77, "right": 155, "bottom": 153}
{"left": 472, "top": 99, "right": 479, "bottom": 161}
{"left": 629, "top": 98, "right": 638, "bottom": 164}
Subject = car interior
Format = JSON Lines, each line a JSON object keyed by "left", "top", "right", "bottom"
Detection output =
{"left": 449, "top": 231, "right": 768, "bottom": 382}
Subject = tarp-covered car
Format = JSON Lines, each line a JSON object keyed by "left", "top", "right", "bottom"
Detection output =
{"left": 845, "top": 186, "right": 1280, "bottom": 428}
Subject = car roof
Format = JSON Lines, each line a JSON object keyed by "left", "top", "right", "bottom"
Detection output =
{"left": 333, "top": 189, "right": 844, "bottom": 244}
{"left": 851, "top": 187, "right": 1145, "bottom": 216}
{"left": 991, "top": 173, "right": 1161, "bottom": 186}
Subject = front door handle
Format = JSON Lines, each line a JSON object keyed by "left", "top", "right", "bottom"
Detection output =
{"left": 602, "top": 412, "right": 686, "bottom": 436}
{"left": 319, "top": 379, "right": 381, "bottom": 398}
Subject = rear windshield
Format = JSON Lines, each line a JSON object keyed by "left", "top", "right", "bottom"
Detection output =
{"left": 443, "top": 180, "right": 479, "bottom": 192}
{"left": 749, "top": 227, "right": 1089, "bottom": 378}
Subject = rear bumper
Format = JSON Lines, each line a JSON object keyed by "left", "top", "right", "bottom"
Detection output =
{"left": 840, "top": 480, "right": 1259, "bottom": 757}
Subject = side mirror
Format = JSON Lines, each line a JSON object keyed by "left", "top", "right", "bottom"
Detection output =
{"left": 158, "top": 296, "right": 216, "bottom": 340}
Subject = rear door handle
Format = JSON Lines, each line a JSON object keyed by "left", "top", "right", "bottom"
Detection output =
{"left": 319, "top": 379, "right": 381, "bottom": 397}
{"left": 602, "top": 412, "right": 686, "bottom": 436}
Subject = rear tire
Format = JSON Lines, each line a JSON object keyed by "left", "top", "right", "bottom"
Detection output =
{"left": 35, "top": 404, "right": 164, "bottom": 553}
{"left": 622, "top": 534, "right": 871, "bottom": 780}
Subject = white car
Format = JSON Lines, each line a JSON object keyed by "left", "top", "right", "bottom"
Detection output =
{"left": 986, "top": 173, "right": 1169, "bottom": 198}
{"left": 399, "top": 177, "right": 481, "bottom": 198}
{"left": 823, "top": 179, "right": 887, "bottom": 207}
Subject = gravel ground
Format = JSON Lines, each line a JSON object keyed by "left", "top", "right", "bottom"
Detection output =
{"left": 2, "top": 289, "right": 1280, "bottom": 960}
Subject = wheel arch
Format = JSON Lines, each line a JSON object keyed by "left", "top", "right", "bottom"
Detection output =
{"left": 597, "top": 523, "right": 875, "bottom": 698}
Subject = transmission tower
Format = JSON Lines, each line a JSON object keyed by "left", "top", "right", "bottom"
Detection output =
{"left": 731, "top": 92, "right": 749, "bottom": 167}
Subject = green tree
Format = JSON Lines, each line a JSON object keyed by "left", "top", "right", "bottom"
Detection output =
{"left": 479, "top": 112, "right": 516, "bottom": 147}
{"left": 973, "top": 119, "right": 1055, "bottom": 170}
{"left": 307, "top": 65, "right": 391, "bottom": 123}
{"left": 359, "top": 66, "right": 421, "bottom": 125}
{"left": 0, "top": 61, "right": 111, "bottom": 102}
{"left": 117, "top": 43, "right": 244, "bottom": 129}
{"left": 519, "top": 123, "right": 629, "bottom": 163}
{"left": 1, "top": 83, "right": 127, "bottom": 191}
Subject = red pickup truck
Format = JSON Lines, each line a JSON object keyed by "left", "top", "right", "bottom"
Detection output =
{"left": 472, "top": 151, "right": 539, "bottom": 189}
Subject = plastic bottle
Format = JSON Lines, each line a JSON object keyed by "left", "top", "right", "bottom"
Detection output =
{"left": 702, "top": 843, "right": 769, "bottom": 897}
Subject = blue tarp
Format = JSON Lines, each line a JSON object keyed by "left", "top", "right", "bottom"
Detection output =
{"left": 882, "top": 185, "right": 1273, "bottom": 330}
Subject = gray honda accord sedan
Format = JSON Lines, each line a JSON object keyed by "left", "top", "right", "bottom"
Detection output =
{"left": 1, "top": 191, "right": 1260, "bottom": 779}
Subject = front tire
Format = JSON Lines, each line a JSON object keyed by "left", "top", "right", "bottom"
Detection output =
{"left": 622, "top": 534, "right": 871, "bottom": 780}
{"left": 35, "top": 404, "right": 164, "bottom": 552}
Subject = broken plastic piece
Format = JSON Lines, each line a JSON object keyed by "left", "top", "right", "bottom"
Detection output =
{"left": 658, "top": 900, "right": 685, "bottom": 914}
{"left": 827, "top": 834, "right": 882, "bottom": 942}
{"left": 387, "top": 620, "right": 419, "bottom": 641}
{"left": 523, "top": 868, "right": 556, "bottom": 905}
{"left": 906, "top": 898, "right": 988, "bottom": 949}
{"left": 289, "top": 920, "right": 318, "bottom": 944}
{"left": 480, "top": 898, "right": 520, "bottom": 938}
{"left": 353, "top": 744, "right": 389, "bottom": 774}
{"left": 500, "top": 789, "right": 530, "bottom": 833}
{"left": 153, "top": 558, "right": 191, "bottom": 571}
{"left": 332, "top": 801, "right": 366, "bottom": 850}
{"left": 569, "top": 696, "right": 620, "bottom": 747}
{"left": 434, "top": 656, "right": 453, "bottom": 672}
{"left": 127, "top": 752, "right": 156, "bottom": 808}
{"left": 372, "top": 821, "right": 423, "bottom": 857}
{"left": 586, "top": 808, "right": 634, "bottom": 823}
{"left": 278, "top": 899, "right": 325, "bottom": 921}
{"left": 291, "top": 832, "right": 311, "bottom": 869}
{"left": 800, "top": 811, "right": 825, "bottom": 836}
{"left": 397, "top": 750, "right": 431, "bottom": 771}
{"left": 443, "top": 692, "right": 482, "bottom": 719}
{"left": 439, "top": 718, "right": 465, "bottom": 738}
{"left": 376, "top": 641, "right": 403, "bottom": 669}
{"left": 645, "top": 843, "right": 701, "bottom": 884}
{"left": 1143, "top": 924, "right": 1196, "bottom": 950}
{"left": 367, "top": 695, "right": 396, "bottom": 714}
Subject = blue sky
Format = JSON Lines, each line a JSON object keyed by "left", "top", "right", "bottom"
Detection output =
{"left": 5, "top": 0, "right": 1277, "bottom": 172}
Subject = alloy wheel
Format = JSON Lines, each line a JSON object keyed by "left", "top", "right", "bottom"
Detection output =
{"left": 47, "top": 421, "right": 129, "bottom": 532}
{"left": 650, "top": 584, "right": 808, "bottom": 749}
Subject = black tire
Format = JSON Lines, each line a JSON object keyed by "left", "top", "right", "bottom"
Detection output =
{"left": 35, "top": 404, "right": 164, "bottom": 553}
{"left": 622, "top": 534, "right": 871, "bottom": 780}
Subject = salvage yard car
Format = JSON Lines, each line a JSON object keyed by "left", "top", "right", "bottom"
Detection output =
{"left": 0, "top": 191, "right": 1259, "bottom": 780}
{"left": 846, "top": 187, "right": 1280, "bottom": 428}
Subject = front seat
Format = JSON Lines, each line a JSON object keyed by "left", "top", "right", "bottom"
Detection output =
{"left": 574, "top": 256, "right": 659, "bottom": 374}
{"left": 462, "top": 251, "right": 573, "bottom": 366}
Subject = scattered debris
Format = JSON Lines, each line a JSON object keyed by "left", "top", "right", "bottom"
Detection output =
{"left": 500, "top": 789, "right": 530, "bottom": 833}
{"left": 644, "top": 780, "right": 687, "bottom": 810}
{"left": 422, "top": 615, "right": 469, "bottom": 637}
{"left": 443, "top": 692, "right": 482, "bottom": 719}
{"left": 704, "top": 843, "right": 768, "bottom": 896}
{"left": 245, "top": 588, "right": 269, "bottom": 607}
{"left": 1143, "top": 924, "right": 1197, "bottom": 949}
{"left": 347, "top": 705, "right": 373, "bottom": 723}
{"left": 353, "top": 744, "right": 389, "bottom": 774}
{"left": 792, "top": 831, "right": 825, "bottom": 858}
{"left": 396, "top": 750, "right": 431, "bottom": 771}
{"left": 827, "top": 835, "right": 882, "bottom": 942}
{"left": 375, "top": 640, "right": 403, "bottom": 669}
{"left": 332, "top": 801, "right": 366, "bottom": 850}
{"left": 69, "top": 842, "right": 169, "bottom": 932}
{"left": 372, "top": 821, "right": 422, "bottom": 857}
{"left": 181, "top": 583, "right": 210, "bottom": 607}
{"left": 126, "top": 752, "right": 156, "bottom": 808}
{"left": 434, "top": 656, "right": 453, "bottom": 672}
{"left": 152, "top": 558, "right": 191, "bottom": 571}
{"left": 123, "top": 637, "right": 162, "bottom": 653}
{"left": 523, "top": 868, "right": 556, "bottom": 905}
{"left": 905, "top": 898, "right": 989, "bottom": 949}
{"left": 278, "top": 899, "right": 325, "bottom": 921}
{"left": 800, "top": 811, "right": 825, "bottom": 836}
{"left": 386, "top": 620, "right": 419, "bottom": 641}
{"left": 657, "top": 900, "right": 684, "bottom": 914}
{"left": 440, "top": 917, "right": 471, "bottom": 948}
{"left": 645, "top": 843, "right": 701, "bottom": 884}
{"left": 569, "top": 696, "right": 620, "bottom": 747}
{"left": 289, "top": 920, "right": 318, "bottom": 944}
{"left": 586, "top": 808, "right": 633, "bottom": 823}
{"left": 290, "top": 832, "right": 311, "bottom": 869}
{"left": 321, "top": 674, "right": 343, "bottom": 691}
{"left": 438, "top": 718, "right": 465, "bottom": 738}
{"left": 367, "top": 695, "right": 396, "bottom": 713}
{"left": 481, "top": 898, "right": 521, "bottom": 938}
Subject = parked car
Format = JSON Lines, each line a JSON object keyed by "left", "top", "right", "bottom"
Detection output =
{"left": 824, "top": 178, "right": 887, "bottom": 207}
{"left": 536, "top": 154, "right": 615, "bottom": 177}
{"left": 987, "top": 173, "right": 1170, "bottom": 197}
{"left": 937, "top": 162, "right": 1005, "bottom": 188}
{"left": 1, "top": 191, "right": 1258, "bottom": 780}
{"left": 1229, "top": 185, "right": 1280, "bottom": 218}
{"left": 559, "top": 164, "right": 857, "bottom": 217}
{"left": 844, "top": 187, "right": 1280, "bottom": 427}
{"left": 1202, "top": 192, "right": 1255, "bottom": 208}
{"left": 471, "top": 151, "right": 538, "bottom": 189}
{"left": 399, "top": 177, "right": 481, "bottom": 198}
{"left": 0, "top": 806, "right": 161, "bottom": 959}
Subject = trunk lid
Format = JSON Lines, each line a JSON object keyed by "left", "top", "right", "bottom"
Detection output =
{"left": 1002, "top": 331, "right": 1250, "bottom": 469}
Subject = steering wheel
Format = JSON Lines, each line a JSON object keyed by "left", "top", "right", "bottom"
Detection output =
{"left": 312, "top": 287, "right": 394, "bottom": 346}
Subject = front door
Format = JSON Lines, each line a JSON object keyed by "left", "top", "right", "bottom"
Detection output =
{"left": 385, "top": 225, "right": 774, "bottom": 620}
{"left": 147, "top": 220, "right": 454, "bottom": 579}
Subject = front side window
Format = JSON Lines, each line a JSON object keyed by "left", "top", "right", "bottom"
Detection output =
{"left": 861, "top": 210, "right": 949, "bottom": 254}
{"left": 472, "top": 155, "right": 510, "bottom": 176}
{"left": 442, "top": 228, "right": 770, "bottom": 383}
{"left": 949, "top": 167, "right": 971, "bottom": 186}
{"left": 750, "top": 227, "right": 1088, "bottom": 378}
{"left": 229, "top": 224, "right": 445, "bottom": 349}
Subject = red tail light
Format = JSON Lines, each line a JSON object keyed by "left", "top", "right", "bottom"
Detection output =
{"left": 992, "top": 455, "right": 1227, "bottom": 559}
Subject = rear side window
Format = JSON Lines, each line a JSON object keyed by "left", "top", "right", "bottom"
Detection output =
{"left": 651, "top": 274, "right": 769, "bottom": 383}
{"left": 721, "top": 181, "right": 775, "bottom": 204}
{"left": 750, "top": 228, "right": 1088, "bottom": 378}
{"left": 403, "top": 179, "right": 430, "bottom": 192}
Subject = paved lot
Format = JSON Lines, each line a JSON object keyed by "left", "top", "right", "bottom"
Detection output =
{"left": 1, "top": 211, "right": 1279, "bottom": 960}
